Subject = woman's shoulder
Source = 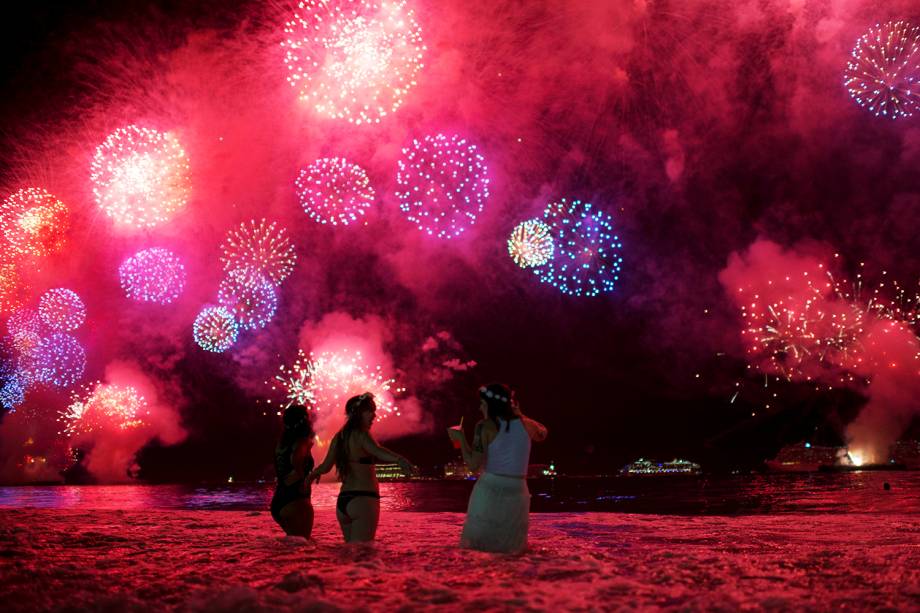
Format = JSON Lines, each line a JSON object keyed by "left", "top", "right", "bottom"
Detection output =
{"left": 476, "top": 418, "right": 498, "bottom": 433}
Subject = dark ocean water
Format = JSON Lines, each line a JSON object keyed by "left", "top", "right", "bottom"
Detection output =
{"left": 1, "top": 471, "right": 918, "bottom": 515}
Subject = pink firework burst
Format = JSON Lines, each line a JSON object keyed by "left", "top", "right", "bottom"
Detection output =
{"left": 23, "top": 333, "right": 86, "bottom": 388}
{"left": 295, "top": 157, "right": 375, "bottom": 226}
{"left": 192, "top": 305, "right": 239, "bottom": 353}
{"left": 217, "top": 269, "right": 278, "bottom": 330}
{"left": 220, "top": 219, "right": 297, "bottom": 286}
{"left": 844, "top": 21, "right": 920, "bottom": 119}
{"left": 118, "top": 247, "right": 187, "bottom": 305}
{"left": 90, "top": 125, "right": 191, "bottom": 229}
{"left": 272, "top": 348, "right": 403, "bottom": 418}
{"left": 59, "top": 382, "right": 149, "bottom": 436}
{"left": 6, "top": 308, "right": 46, "bottom": 355}
{"left": 396, "top": 133, "right": 490, "bottom": 239}
{"left": 38, "top": 288, "right": 86, "bottom": 332}
{"left": 0, "top": 187, "right": 69, "bottom": 257}
{"left": 281, "top": 0, "right": 425, "bottom": 125}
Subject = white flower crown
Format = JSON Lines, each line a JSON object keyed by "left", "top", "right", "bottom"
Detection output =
{"left": 479, "top": 386, "right": 509, "bottom": 403}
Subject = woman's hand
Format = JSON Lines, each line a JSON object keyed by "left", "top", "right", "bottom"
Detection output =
{"left": 398, "top": 457, "right": 418, "bottom": 477}
{"left": 447, "top": 427, "right": 465, "bottom": 442}
{"left": 307, "top": 470, "right": 322, "bottom": 484}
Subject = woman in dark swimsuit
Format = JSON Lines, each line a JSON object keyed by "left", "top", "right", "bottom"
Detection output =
{"left": 309, "top": 392, "right": 416, "bottom": 543}
{"left": 271, "top": 405, "right": 315, "bottom": 538}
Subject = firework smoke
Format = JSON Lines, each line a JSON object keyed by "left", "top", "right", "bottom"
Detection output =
{"left": 721, "top": 239, "right": 920, "bottom": 463}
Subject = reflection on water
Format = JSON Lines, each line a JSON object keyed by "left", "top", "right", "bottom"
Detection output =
{"left": 1, "top": 472, "right": 918, "bottom": 515}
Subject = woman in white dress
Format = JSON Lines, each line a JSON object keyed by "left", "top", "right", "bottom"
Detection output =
{"left": 448, "top": 383, "right": 548, "bottom": 553}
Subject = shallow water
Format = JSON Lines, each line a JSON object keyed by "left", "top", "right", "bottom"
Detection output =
{"left": 1, "top": 471, "right": 917, "bottom": 514}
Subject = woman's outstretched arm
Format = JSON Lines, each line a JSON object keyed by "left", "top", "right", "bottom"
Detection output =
{"left": 360, "top": 432, "right": 416, "bottom": 474}
{"left": 520, "top": 415, "right": 548, "bottom": 442}
{"left": 284, "top": 438, "right": 314, "bottom": 486}
{"left": 308, "top": 435, "right": 338, "bottom": 482}
{"left": 510, "top": 401, "right": 548, "bottom": 442}
{"left": 456, "top": 420, "right": 496, "bottom": 471}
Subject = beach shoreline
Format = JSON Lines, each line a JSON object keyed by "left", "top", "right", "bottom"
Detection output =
{"left": 1, "top": 509, "right": 917, "bottom": 611}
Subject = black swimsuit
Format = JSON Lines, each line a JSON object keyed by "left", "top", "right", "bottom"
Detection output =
{"left": 270, "top": 438, "right": 314, "bottom": 523}
{"left": 336, "top": 455, "right": 380, "bottom": 518}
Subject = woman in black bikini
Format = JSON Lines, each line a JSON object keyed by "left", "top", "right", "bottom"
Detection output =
{"left": 270, "top": 404, "right": 315, "bottom": 537}
{"left": 309, "top": 392, "right": 416, "bottom": 543}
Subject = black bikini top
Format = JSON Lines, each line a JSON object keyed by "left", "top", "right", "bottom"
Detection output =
{"left": 275, "top": 438, "right": 315, "bottom": 480}
{"left": 353, "top": 455, "right": 376, "bottom": 465}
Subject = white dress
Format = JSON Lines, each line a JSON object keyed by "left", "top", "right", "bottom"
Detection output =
{"left": 460, "top": 418, "right": 531, "bottom": 553}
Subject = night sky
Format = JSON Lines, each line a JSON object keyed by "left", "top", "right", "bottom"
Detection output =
{"left": 1, "top": 0, "right": 919, "bottom": 483}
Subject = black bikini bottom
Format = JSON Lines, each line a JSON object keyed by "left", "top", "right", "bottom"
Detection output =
{"left": 336, "top": 490, "right": 380, "bottom": 517}
{"left": 270, "top": 481, "right": 309, "bottom": 523}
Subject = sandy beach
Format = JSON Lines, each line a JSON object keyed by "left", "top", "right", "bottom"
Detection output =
{"left": 1, "top": 508, "right": 917, "bottom": 611}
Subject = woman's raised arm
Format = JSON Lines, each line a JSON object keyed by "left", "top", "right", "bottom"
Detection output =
{"left": 308, "top": 434, "right": 338, "bottom": 482}
{"left": 360, "top": 432, "right": 416, "bottom": 474}
{"left": 520, "top": 415, "right": 548, "bottom": 442}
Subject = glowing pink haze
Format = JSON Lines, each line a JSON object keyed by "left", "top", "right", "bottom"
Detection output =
{"left": 1, "top": 0, "right": 919, "bottom": 480}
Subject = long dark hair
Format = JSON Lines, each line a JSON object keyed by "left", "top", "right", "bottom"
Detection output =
{"left": 479, "top": 383, "right": 515, "bottom": 431}
{"left": 333, "top": 392, "right": 376, "bottom": 479}
{"left": 279, "top": 405, "right": 314, "bottom": 449}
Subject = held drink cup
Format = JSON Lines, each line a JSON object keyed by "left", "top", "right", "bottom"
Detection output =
{"left": 450, "top": 417, "right": 464, "bottom": 448}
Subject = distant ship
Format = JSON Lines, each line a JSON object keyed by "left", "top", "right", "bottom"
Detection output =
{"left": 619, "top": 458, "right": 701, "bottom": 476}
{"left": 765, "top": 442, "right": 845, "bottom": 472}
{"left": 767, "top": 441, "right": 919, "bottom": 472}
